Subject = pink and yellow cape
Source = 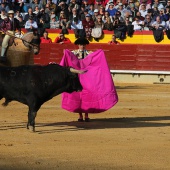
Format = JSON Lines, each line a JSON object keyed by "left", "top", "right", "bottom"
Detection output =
{"left": 60, "top": 49, "right": 118, "bottom": 113}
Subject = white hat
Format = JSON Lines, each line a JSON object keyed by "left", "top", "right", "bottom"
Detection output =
{"left": 8, "top": 10, "right": 14, "bottom": 14}
{"left": 94, "top": 9, "right": 99, "bottom": 12}
{"left": 118, "top": 2, "right": 123, "bottom": 5}
{"left": 109, "top": 2, "right": 114, "bottom": 6}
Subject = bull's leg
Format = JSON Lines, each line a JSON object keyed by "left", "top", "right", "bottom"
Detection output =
{"left": 27, "top": 109, "right": 37, "bottom": 132}
{"left": 27, "top": 102, "right": 41, "bottom": 132}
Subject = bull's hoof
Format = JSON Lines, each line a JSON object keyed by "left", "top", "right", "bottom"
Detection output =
{"left": 28, "top": 126, "right": 35, "bottom": 132}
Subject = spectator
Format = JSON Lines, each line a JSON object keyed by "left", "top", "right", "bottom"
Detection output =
{"left": 164, "top": 6, "right": 170, "bottom": 21}
{"left": 132, "top": 16, "right": 144, "bottom": 31}
{"left": 59, "top": 16, "right": 71, "bottom": 33}
{"left": 147, "top": 8, "right": 154, "bottom": 20}
{"left": 139, "top": 3, "right": 147, "bottom": 18}
{"left": 82, "top": 13, "right": 95, "bottom": 40}
{"left": 69, "top": 8, "right": 79, "bottom": 22}
{"left": 92, "top": 14, "right": 104, "bottom": 41}
{"left": 114, "top": 10, "right": 124, "bottom": 23}
{"left": 33, "top": 6, "right": 42, "bottom": 22}
{"left": 47, "top": 0, "right": 57, "bottom": 13}
{"left": 79, "top": 4, "right": 86, "bottom": 21}
{"left": 108, "top": 34, "right": 120, "bottom": 44}
{"left": 50, "top": 14, "right": 60, "bottom": 29}
{"left": 38, "top": 16, "right": 50, "bottom": 36}
{"left": 31, "top": 0, "right": 43, "bottom": 12}
{"left": 50, "top": 10, "right": 58, "bottom": 20}
{"left": 102, "top": 10, "right": 113, "bottom": 23}
{"left": 107, "top": 3, "right": 118, "bottom": 17}
{"left": 165, "top": 0, "right": 170, "bottom": 9}
{"left": 71, "top": 17, "right": 85, "bottom": 38}
{"left": 159, "top": 8, "right": 168, "bottom": 22}
{"left": 84, "top": 8, "right": 89, "bottom": 17}
{"left": 40, "top": 30, "right": 52, "bottom": 43}
{"left": 0, "top": 2, "right": 10, "bottom": 13}
{"left": 113, "top": 17, "right": 126, "bottom": 39}
{"left": 152, "top": 0, "right": 164, "bottom": 11}
{"left": 82, "top": 0, "right": 90, "bottom": 11}
{"left": 94, "top": 0, "right": 103, "bottom": 11}
{"left": 14, "top": 10, "right": 25, "bottom": 28}
{"left": 125, "top": 16, "right": 134, "bottom": 36}
{"left": 13, "top": 0, "right": 24, "bottom": 12}
{"left": 24, "top": 8, "right": 37, "bottom": 23}
{"left": 98, "top": 5, "right": 105, "bottom": 16}
{"left": 152, "top": 15, "right": 166, "bottom": 31}
{"left": 25, "top": 15, "right": 38, "bottom": 32}
{"left": 88, "top": 4, "right": 94, "bottom": 16}
{"left": 0, "top": 9, "right": 7, "bottom": 20}
{"left": 129, "top": 3, "right": 138, "bottom": 19}
{"left": 153, "top": 5, "right": 160, "bottom": 18}
{"left": 0, "top": 10, "right": 21, "bottom": 62}
{"left": 54, "top": 33, "right": 71, "bottom": 44}
{"left": 68, "top": 0, "right": 79, "bottom": 12}
{"left": 39, "top": 8, "right": 51, "bottom": 28}
{"left": 44, "top": 3, "right": 51, "bottom": 15}
{"left": 58, "top": 10, "right": 66, "bottom": 21}
{"left": 56, "top": 1, "right": 69, "bottom": 18}
{"left": 152, "top": 16, "right": 165, "bottom": 42}
{"left": 92, "top": 8, "right": 99, "bottom": 22}
{"left": 165, "top": 16, "right": 170, "bottom": 39}
{"left": 117, "top": 2, "right": 126, "bottom": 18}
{"left": 124, "top": 10, "right": 133, "bottom": 22}
{"left": 23, "top": 0, "right": 31, "bottom": 13}
{"left": 94, "top": 14, "right": 104, "bottom": 29}
{"left": 143, "top": 14, "right": 154, "bottom": 30}
{"left": 103, "top": 16, "right": 114, "bottom": 30}
{"left": 136, "top": 11, "right": 145, "bottom": 21}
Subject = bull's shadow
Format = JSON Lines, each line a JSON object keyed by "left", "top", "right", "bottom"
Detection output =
{"left": 36, "top": 116, "right": 170, "bottom": 134}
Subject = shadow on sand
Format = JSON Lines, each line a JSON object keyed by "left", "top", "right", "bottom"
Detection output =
{"left": 35, "top": 116, "right": 170, "bottom": 134}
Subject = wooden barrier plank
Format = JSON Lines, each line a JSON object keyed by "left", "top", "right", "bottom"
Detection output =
{"left": 34, "top": 44, "right": 170, "bottom": 71}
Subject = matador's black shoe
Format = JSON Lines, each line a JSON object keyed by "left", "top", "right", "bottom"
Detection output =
{"left": 85, "top": 118, "right": 90, "bottom": 122}
{"left": 78, "top": 118, "right": 84, "bottom": 122}
{"left": 0, "top": 56, "right": 7, "bottom": 63}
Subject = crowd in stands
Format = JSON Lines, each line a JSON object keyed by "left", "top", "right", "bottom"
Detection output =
{"left": 1, "top": 0, "right": 170, "bottom": 42}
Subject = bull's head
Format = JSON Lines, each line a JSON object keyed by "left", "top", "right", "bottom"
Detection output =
{"left": 66, "top": 68, "right": 86, "bottom": 93}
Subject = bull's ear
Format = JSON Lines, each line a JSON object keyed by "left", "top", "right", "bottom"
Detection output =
{"left": 70, "top": 68, "right": 87, "bottom": 74}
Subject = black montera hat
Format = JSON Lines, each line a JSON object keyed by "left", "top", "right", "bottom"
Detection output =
{"left": 74, "top": 37, "right": 89, "bottom": 45}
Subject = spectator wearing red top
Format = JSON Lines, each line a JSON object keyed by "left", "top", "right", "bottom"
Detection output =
{"left": 40, "top": 31, "right": 52, "bottom": 43}
{"left": 108, "top": 35, "right": 120, "bottom": 45}
{"left": 54, "top": 33, "right": 71, "bottom": 44}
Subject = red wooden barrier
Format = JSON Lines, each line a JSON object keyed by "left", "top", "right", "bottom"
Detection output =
{"left": 34, "top": 44, "right": 170, "bottom": 71}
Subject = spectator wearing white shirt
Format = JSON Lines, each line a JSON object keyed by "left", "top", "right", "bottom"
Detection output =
{"left": 25, "top": 15, "right": 38, "bottom": 32}
{"left": 139, "top": 3, "right": 148, "bottom": 18}
{"left": 0, "top": 9, "right": 7, "bottom": 20}
{"left": 71, "top": 17, "right": 85, "bottom": 38}
{"left": 132, "top": 16, "right": 144, "bottom": 31}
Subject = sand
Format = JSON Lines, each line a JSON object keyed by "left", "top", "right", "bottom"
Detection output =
{"left": 0, "top": 83, "right": 170, "bottom": 170}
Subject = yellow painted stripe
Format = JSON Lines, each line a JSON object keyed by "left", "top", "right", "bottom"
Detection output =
{"left": 48, "top": 33, "right": 170, "bottom": 44}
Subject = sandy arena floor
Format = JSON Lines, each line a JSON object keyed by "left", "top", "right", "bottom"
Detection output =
{"left": 0, "top": 83, "right": 170, "bottom": 170}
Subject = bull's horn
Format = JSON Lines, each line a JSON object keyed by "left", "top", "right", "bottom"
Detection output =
{"left": 70, "top": 68, "right": 87, "bottom": 74}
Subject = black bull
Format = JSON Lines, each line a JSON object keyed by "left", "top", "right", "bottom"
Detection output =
{"left": 0, "top": 64, "right": 84, "bottom": 131}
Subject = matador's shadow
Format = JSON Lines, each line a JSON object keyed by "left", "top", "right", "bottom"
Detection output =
{"left": 36, "top": 116, "right": 170, "bottom": 134}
